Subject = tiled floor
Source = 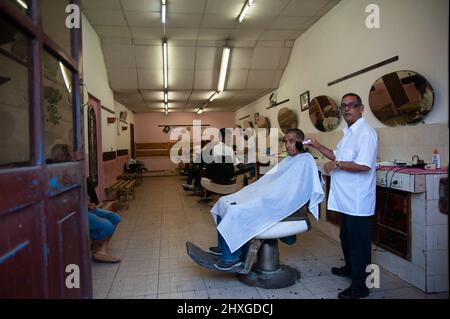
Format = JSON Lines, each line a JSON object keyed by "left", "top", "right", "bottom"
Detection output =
{"left": 92, "top": 176, "right": 448, "bottom": 299}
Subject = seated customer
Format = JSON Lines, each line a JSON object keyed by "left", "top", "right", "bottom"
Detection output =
{"left": 182, "top": 140, "right": 210, "bottom": 191}
{"left": 87, "top": 177, "right": 122, "bottom": 263}
{"left": 207, "top": 129, "right": 324, "bottom": 271}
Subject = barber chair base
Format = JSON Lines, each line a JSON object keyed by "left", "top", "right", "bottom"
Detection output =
{"left": 186, "top": 241, "right": 247, "bottom": 274}
{"left": 237, "top": 265, "right": 300, "bottom": 289}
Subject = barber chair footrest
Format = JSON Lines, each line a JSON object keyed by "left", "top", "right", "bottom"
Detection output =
{"left": 186, "top": 241, "right": 247, "bottom": 274}
{"left": 237, "top": 265, "right": 300, "bottom": 289}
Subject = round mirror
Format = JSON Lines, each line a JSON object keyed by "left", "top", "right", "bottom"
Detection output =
{"left": 256, "top": 116, "right": 270, "bottom": 130}
{"left": 278, "top": 107, "right": 297, "bottom": 134}
{"left": 369, "top": 70, "right": 434, "bottom": 126}
{"left": 243, "top": 120, "right": 254, "bottom": 129}
{"left": 309, "top": 95, "right": 341, "bottom": 132}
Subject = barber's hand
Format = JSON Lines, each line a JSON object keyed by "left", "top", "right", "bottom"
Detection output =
{"left": 324, "top": 161, "right": 336, "bottom": 175}
{"left": 305, "top": 137, "right": 321, "bottom": 149}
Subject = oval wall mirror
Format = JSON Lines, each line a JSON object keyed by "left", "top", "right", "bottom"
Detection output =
{"left": 278, "top": 107, "right": 297, "bottom": 134}
{"left": 308, "top": 95, "right": 341, "bottom": 132}
{"left": 368, "top": 70, "right": 434, "bottom": 126}
{"left": 256, "top": 116, "right": 270, "bottom": 130}
{"left": 243, "top": 120, "right": 254, "bottom": 129}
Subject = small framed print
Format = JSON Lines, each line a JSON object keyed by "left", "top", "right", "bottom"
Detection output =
{"left": 300, "top": 91, "right": 310, "bottom": 111}
{"left": 254, "top": 112, "right": 260, "bottom": 123}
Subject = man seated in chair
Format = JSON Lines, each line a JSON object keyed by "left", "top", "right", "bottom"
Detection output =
{"left": 206, "top": 129, "right": 324, "bottom": 271}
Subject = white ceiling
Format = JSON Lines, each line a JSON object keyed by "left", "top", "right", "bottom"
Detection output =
{"left": 82, "top": 0, "right": 340, "bottom": 113}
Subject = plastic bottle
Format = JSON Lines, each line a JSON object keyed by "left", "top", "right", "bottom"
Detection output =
{"left": 432, "top": 149, "right": 441, "bottom": 169}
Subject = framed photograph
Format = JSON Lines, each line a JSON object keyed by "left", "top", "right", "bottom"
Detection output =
{"left": 254, "top": 112, "right": 260, "bottom": 123}
{"left": 300, "top": 91, "right": 310, "bottom": 111}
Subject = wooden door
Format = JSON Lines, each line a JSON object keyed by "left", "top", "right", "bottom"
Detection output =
{"left": 0, "top": 1, "right": 92, "bottom": 298}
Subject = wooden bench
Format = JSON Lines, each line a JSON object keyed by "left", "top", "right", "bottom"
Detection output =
{"left": 106, "top": 179, "right": 136, "bottom": 204}
{"left": 117, "top": 171, "right": 142, "bottom": 186}
{"left": 98, "top": 200, "right": 120, "bottom": 212}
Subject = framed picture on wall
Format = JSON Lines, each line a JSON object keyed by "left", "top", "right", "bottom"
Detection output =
{"left": 254, "top": 112, "right": 260, "bottom": 123}
{"left": 300, "top": 91, "right": 310, "bottom": 111}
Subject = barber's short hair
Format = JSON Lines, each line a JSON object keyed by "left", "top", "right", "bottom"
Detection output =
{"left": 342, "top": 93, "right": 363, "bottom": 106}
{"left": 285, "top": 128, "right": 305, "bottom": 142}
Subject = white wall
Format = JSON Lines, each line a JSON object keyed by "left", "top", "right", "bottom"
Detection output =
{"left": 81, "top": 14, "right": 135, "bottom": 153}
{"left": 235, "top": 0, "right": 449, "bottom": 133}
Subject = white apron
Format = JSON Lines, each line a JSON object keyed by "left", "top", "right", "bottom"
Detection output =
{"left": 211, "top": 152, "right": 324, "bottom": 253}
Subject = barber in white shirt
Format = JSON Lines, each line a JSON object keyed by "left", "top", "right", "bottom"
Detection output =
{"left": 307, "top": 93, "right": 378, "bottom": 299}
{"left": 211, "top": 128, "right": 244, "bottom": 170}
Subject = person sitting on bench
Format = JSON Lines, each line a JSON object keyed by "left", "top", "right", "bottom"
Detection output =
{"left": 87, "top": 177, "right": 122, "bottom": 263}
{"left": 206, "top": 129, "right": 324, "bottom": 271}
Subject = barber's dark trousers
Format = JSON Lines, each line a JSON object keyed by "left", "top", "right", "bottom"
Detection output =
{"left": 339, "top": 213, "right": 372, "bottom": 293}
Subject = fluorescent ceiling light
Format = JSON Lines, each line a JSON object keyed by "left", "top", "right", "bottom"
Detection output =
{"left": 217, "top": 47, "right": 230, "bottom": 92}
{"left": 163, "top": 40, "right": 168, "bottom": 89}
{"left": 197, "top": 107, "right": 204, "bottom": 114}
{"left": 208, "top": 91, "right": 219, "bottom": 102}
{"left": 238, "top": 0, "right": 254, "bottom": 23}
{"left": 164, "top": 91, "right": 168, "bottom": 103}
{"left": 59, "top": 62, "right": 71, "bottom": 93}
{"left": 16, "top": 0, "right": 28, "bottom": 10}
{"left": 164, "top": 103, "right": 168, "bottom": 111}
{"left": 161, "top": 1, "right": 166, "bottom": 24}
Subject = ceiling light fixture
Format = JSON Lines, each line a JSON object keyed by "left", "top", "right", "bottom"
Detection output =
{"left": 59, "top": 62, "right": 71, "bottom": 93}
{"left": 164, "top": 103, "right": 168, "bottom": 115}
{"left": 16, "top": 0, "right": 28, "bottom": 10}
{"left": 161, "top": 0, "right": 166, "bottom": 24}
{"left": 163, "top": 39, "right": 168, "bottom": 89}
{"left": 217, "top": 47, "right": 230, "bottom": 92}
{"left": 164, "top": 91, "right": 168, "bottom": 103}
{"left": 238, "top": 0, "right": 254, "bottom": 23}
{"left": 197, "top": 107, "right": 204, "bottom": 114}
{"left": 208, "top": 91, "right": 219, "bottom": 102}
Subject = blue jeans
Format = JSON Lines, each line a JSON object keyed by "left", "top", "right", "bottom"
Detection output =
{"left": 88, "top": 208, "right": 122, "bottom": 241}
{"left": 216, "top": 216, "right": 249, "bottom": 262}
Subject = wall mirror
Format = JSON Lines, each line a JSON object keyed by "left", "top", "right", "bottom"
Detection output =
{"left": 278, "top": 107, "right": 297, "bottom": 134}
{"left": 368, "top": 70, "right": 434, "bottom": 126}
{"left": 256, "top": 116, "right": 270, "bottom": 130}
{"left": 308, "top": 95, "right": 341, "bottom": 132}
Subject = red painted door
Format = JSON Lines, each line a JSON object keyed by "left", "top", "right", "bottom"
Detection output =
{"left": 0, "top": 1, "right": 92, "bottom": 298}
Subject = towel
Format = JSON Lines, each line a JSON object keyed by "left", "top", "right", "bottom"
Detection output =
{"left": 211, "top": 152, "right": 324, "bottom": 253}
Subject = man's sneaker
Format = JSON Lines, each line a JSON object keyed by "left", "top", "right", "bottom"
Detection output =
{"left": 331, "top": 266, "right": 351, "bottom": 278}
{"left": 182, "top": 183, "right": 195, "bottom": 191}
{"left": 208, "top": 246, "right": 223, "bottom": 256}
{"left": 213, "top": 259, "right": 243, "bottom": 271}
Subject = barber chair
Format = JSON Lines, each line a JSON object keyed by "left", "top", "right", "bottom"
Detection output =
{"left": 199, "top": 156, "right": 244, "bottom": 202}
{"left": 186, "top": 204, "right": 311, "bottom": 289}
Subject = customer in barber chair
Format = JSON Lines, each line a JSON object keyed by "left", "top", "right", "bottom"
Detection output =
{"left": 206, "top": 129, "right": 324, "bottom": 271}
{"left": 182, "top": 140, "right": 210, "bottom": 192}
{"left": 198, "top": 128, "right": 247, "bottom": 201}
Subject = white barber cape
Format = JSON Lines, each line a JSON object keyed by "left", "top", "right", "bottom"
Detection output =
{"left": 211, "top": 152, "right": 324, "bottom": 253}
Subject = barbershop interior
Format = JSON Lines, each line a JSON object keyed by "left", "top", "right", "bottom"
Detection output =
{"left": 0, "top": 0, "right": 448, "bottom": 300}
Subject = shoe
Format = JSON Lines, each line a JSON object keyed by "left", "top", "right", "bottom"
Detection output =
{"left": 213, "top": 259, "right": 243, "bottom": 271}
{"left": 182, "top": 183, "right": 195, "bottom": 191}
{"left": 92, "top": 253, "right": 121, "bottom": 264}
{"left": 208, "top": 246, "right": 223, "bottom": 256}
{"left": 338, "top": 286, "right": 369, "bottom": 299}
{"left": 331, "top": 266, "right": 351, "bottom": 278}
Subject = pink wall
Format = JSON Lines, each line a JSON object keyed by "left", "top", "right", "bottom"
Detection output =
{"left": 134, "top": 112, "right": 235, "bottom": 173}
{"left": 134, "top": 112, "right": 236, "bottom": 142}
